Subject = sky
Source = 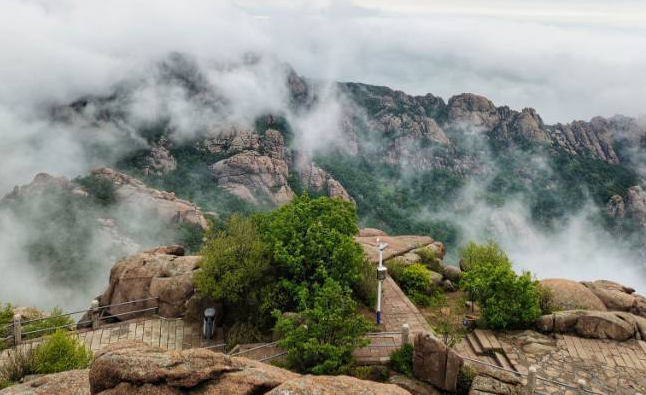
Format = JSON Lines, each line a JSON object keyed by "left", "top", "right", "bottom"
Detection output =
{"left": 1, "top": 0, "right": 646, "bottom": 306}
{"left": 1, "top": 0, "right": 645, "bottom": 124}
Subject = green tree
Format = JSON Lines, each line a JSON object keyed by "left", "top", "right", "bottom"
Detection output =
{"left": 256, "top": 194, "right": 365, "bottom": 306}
{"left": 194, "top": 215, "right": 273, "bottom": 325}
{"left": 459, "top": 241, "right": 542, "bottom": 329}
{"left": 274, "top": 279, "right": 371, "bottom": 375}
{"left": 459, "top": 240, "right": 511, "bottom": 272}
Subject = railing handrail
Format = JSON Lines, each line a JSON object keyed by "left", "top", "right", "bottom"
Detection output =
{"left": 20, "top": 308, "right": 91, "bottom": 325}
{"left": 230, "top": 341, "right": 280, "bottom": 356}
{"left": 98, "top": 297, "right": 160, "bottom": 310}
{"left": 457, "top": 352, "right": 609, "bottom": 395}
{"left": 99, "top": 307, "right": 158, "bottom": 320}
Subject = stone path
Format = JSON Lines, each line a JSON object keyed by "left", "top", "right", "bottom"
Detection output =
{"left": 0, "top": 317, "right": 224, "bottom": 362}
{"left": 353, "top": 275, "right": 432, "bottom": 364}
{"left": 381, "top": 275, "right": 432, "bottom": 334}
{"left": 498, "top": 331, "right": 646, "bottom": 395}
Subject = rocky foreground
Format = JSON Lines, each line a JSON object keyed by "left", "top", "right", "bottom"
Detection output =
{"left": 0, "top": 341, "right": 409, "bottom": 395}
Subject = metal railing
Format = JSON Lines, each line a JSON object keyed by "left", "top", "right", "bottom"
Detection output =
{"left": 4, "top": 297, "right": 160, "bottom": 348}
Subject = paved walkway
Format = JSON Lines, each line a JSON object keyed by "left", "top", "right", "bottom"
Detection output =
{"left": 497, "top": 331, "right": 646, "bottom": 395}
{"left": 0, "top": 317, "right": 223, "bottom": 361}
{"left": 353, "top": 275, "right": 432, "bottom": 364}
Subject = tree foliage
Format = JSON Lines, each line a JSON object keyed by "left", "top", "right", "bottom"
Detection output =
{"left": 255, "top": 194, "right": 365, "bottom": 307}
{"left": 274, "top": 279, "right": 371, "bottom": 375}
{"left": 459, "top": 241, "right": 541, "bottom": 329}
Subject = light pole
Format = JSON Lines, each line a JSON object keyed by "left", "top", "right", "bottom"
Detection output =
{"left": 376, "top": 238, "right": 388, "bottom": 324}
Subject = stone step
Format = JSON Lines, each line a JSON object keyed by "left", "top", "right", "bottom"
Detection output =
{"left": 467, "top": 333, "right": 485, "bottom": 355}
{"left": 473, "top": 329, "right": 503, "bottom": 353}
{"left": 494, "top": 351, "right": 513, "bottom": 371}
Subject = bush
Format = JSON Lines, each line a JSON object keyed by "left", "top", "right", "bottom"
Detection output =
{"left": 274, "top": 279, "right": 371, "bottom": 375}
{"left": 354, "top": 257, "right": 377, "bottom": 307}
{"left": 456, "top": 365, "right": 477, "bottom": 395}
{"left": 225, "top": 321, "right": 264, "bottom": 352}
{"left": 385, "top": 258, "right": 406, "bottom": 282}
{"left": 256, "top": 194, "right": 365, "bottom": 307}
{"left": 398, "top": 264, "right": 440, "bottom": 307}
{"left": 74, "top": 175, "right": 117, "bottom": 206}
{"left": 459, "top": 241, "right": 542, "bottom": 329}
{"left": 389, "top": 343, "right": 414, "bottom": 377}
{"left": 31, "top": 331, "right": 92, "bottom": 374}
{"left": 538, "top": 283, "right": 556, "bottom": 314}
{"left": 0, "top": 348, "right": 34, "bottom": 384}
{"left": 195, "top": 215, "right": 273, "bottom": 326}
{"left": 459, "top": 241, "right": 511, "bottom": 272}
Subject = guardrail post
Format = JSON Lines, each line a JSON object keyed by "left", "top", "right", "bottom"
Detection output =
{"left": 577, "top": 379, "right": 587, "bottom": 394}
{"left": 91, "top": 300, "right": 100, "bottom": 330}
{"left": 13, "top": 314, "right": 21, "bottom": 346}
{"left": 401, "top": 323, "right": 410, "bottom": 346}
{"left": 525, "top": 365, "right": 537, "bottom": 395}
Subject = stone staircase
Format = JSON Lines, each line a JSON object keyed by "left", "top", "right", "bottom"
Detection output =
{"left": 455, "top": 329, "right": 514, "bottom": 371}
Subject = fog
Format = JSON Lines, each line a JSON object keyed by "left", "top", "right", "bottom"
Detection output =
{"left": 1, "top": 0, "right": 645, "bottom": 309}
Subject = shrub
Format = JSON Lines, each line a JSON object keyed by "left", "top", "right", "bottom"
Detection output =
{"left": 194, "top": 215, "right": 273, "bottom": 326}
{"left": 389, "top": 343, "right": 414, "bottom": 377}
{"left": 353, "top": 257, "right": 377, "bottom": 307}
{"left": 538, "top": 283, "right": 556, "bottom": 314}
{"left": 225, "top": 321, "right": 264, "bottom": 352}
{"left": 398, "top": 264, "right": 440, "bottom": 307}
{"left": 31, "top": 331, "right": 92, "bottom": 374}
{"left": 456, "top": 365, "right": 477, "bottom": 395}
{"left": 0, "top": 348, "right": 34, "bottom": 384}
{"left": 434, "top": 318, "right": 466, "bottom": 348}
{"left": 385, "top": 258, "right": 406, "bottom": 283}
{"left": 459, "top": 241, "right": 511, "bottom": 272}
{"left": 74, "top": 175, "right": 117, "bottom": 206}
{"left": 459, "top": 241, "right": 542, "bottom": 329}
{"left": 256, "top": 194, "right": 365, "bottom": 307}
{"left": 274, "top": 279, "right": 371, "bottom": 375}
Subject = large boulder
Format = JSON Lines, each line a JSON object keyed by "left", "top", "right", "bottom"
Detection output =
{"left": 298, "top": 162, "right": 354, "bottom": 203}
{"left": 413, "top": 332, "right": 463, "bottom": 392}
{"left": 539, "top": 279, "right": 606, "bottom": 311}
{"left": 582, "top": 280, "right": 646, "bottom": 317}
{"left": 88, "top": 341, "right": 411, "bottom": 395}
{"left": 574, "top": 311, "right": 636, "bottom": 341}
{"left": 96, "top": 248, "right": 216, "bottom": 321}
{"left": 267, "top": 376, "right": 410, "bottom": 395}
{"left": 0, "top": 370, "right": 89, "bottom": 395}
{"left": 355, "top": 235, "right": 438, "bottom": 263}
{"left": 537, "top": 310, "right": 642, "bottom": 341}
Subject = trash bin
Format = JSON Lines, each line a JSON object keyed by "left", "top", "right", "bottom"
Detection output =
{"left": 203, "top": 308, "right": 216, "bottom": 339}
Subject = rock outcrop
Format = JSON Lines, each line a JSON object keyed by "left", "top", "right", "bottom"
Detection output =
{"left": 537, "top": 310, "right": 646, "bottom": 341}
{"left": 540, "top": 279, "right": 607, "bottom": 311}
{"left": 413, "top": 332, "right": 463, "bottom": 392}
{"left": 581, "top": 280, "right": 646, "bottom": 317}
{"left": 354, "top": 229, "right": 445, "bottom": 262}
{"left": 88, "top": 341, "right": 411, "bottom": 395}
{"left": 141, "top": 141, "right": 177, "bottom": 176}
{"left": 93, "top": 167, "right": 208, "bottom": 230}
{"left": 208, "top": 129, "right": 353, "bottom": 206}
{"left": 95, "top": 247, "right": 215, "bottom": 322}
{"left": 0, "top": 369, "right": 90, "bottom": 395}
{"left": 298, "top": 162, "right": 353, "bottom": 202}
{"left": 211, "top": 150, "right": 295, "bottom": 206}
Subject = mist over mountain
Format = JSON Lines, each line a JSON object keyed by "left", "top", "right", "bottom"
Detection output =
{"left": 1, "top": 0, "right": 646, "bottom": 309}
{"left": 1, "top": 50, "right": 646, "bottom": 309}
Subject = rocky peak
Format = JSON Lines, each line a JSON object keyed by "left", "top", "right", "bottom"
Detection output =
{"left": 208, "top": 129, "right": 353, "bottom": 206}
{"left": 447, "top": 93, "right": 500, "bottom": 131}
{"left": 607, "top": 185, "right": 646, "bottom": 226}
{"left": 142, "top": 138, "right": 177, "bottom": 176}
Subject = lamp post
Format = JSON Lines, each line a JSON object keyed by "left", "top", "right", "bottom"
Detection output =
{"left": 376, "top": 238, "right": 388, "bottom": 324}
